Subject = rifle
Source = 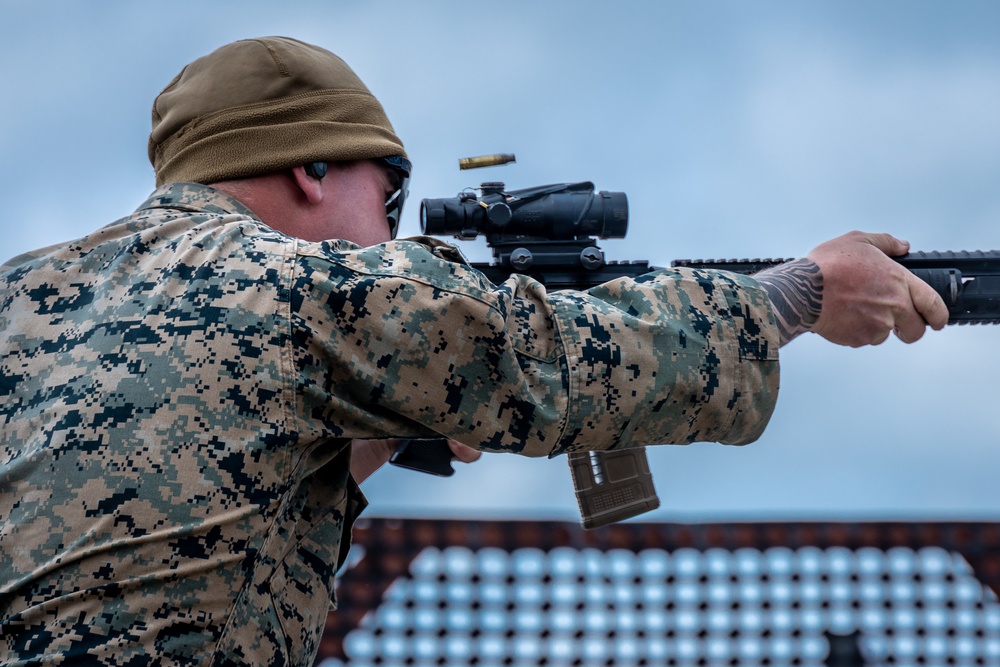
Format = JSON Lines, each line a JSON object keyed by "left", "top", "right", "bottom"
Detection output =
{"left": 673, "top": 253, "right": 1000, "bottom": 325}
{"left": 389, "top": 172, "right": 1000, "bottom": 529}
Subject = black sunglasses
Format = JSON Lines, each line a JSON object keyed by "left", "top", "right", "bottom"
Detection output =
{"left": 382, "top": 156, "right": 411, "bottom": 240}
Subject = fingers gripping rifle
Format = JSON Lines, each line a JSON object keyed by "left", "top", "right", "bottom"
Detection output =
{"left": 673, "top": 253, "right": 1000, "bottom": 325}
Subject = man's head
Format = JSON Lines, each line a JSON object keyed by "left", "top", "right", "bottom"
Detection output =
{"left": 149, "top": 36, "right": 407, "bottom": 187}
{"left": 148, "top": 36, "right": 410, "bottom": 244}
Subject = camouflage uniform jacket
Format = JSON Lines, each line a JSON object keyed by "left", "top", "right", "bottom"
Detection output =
{"left": 0, "top": 183, "right": 780, "bottom": 665}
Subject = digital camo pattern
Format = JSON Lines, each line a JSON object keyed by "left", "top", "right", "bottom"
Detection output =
{"left": 0, "top": 183, "right": 779, "bottom": 665}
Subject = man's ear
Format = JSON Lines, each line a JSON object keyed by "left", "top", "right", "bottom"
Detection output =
{"left": 291, "top": 165, "right": 325, "bottom": 206}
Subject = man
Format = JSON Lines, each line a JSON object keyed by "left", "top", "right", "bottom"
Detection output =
{"left": 0, "top": 36, "right": 946, "bottom": 666}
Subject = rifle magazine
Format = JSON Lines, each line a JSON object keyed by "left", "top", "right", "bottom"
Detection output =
{"left": 568, "top": 448, "right": 660, "bottom": 529}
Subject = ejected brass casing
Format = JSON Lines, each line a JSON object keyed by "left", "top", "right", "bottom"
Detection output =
{"left": 458, "top": 154, "right": 516, "bottom": 170}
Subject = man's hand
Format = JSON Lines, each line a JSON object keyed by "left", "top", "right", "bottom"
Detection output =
{"left": 350, "top": 438, "right": 481, "bottom": 483}
{"left": 755, "top": 231, "right": 949, "bottom": 347}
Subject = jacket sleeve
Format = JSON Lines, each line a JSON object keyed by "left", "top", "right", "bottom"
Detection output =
{"left": 291, "top": 238, "right": 780, "bottom": 457}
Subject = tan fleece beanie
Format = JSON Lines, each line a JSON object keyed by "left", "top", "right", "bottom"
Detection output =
{"left": 148, "top": 36, "right": 406, "bottom": 186}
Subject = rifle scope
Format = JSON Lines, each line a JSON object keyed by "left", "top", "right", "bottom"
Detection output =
{"left": 420, "top": 182, "right": 628, "bottom": 240}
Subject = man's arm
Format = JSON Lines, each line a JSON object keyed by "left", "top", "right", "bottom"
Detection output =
{"left": 754, "top": 231, "right": 949, "bottom": 347}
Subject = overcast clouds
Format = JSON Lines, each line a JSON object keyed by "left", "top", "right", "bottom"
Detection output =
{"left": 3, "top": 1, "right": 1000, "bottom": 524}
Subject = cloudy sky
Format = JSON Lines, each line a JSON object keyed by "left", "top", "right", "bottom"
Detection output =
{"left": 3, "top": 1, "right": 1000, "bottom": 525}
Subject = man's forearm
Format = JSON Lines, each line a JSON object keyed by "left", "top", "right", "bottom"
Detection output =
{"left": 753, "top": 258, "right": 823, "bottom": 346}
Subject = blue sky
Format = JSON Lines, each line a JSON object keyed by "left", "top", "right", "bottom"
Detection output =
{"left": 3, "top": 1, "right": 1000, "bottom": 523}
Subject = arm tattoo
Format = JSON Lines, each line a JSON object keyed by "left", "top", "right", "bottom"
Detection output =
{"left": 754, "top": 258, "right": 823, "bottom": 346}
